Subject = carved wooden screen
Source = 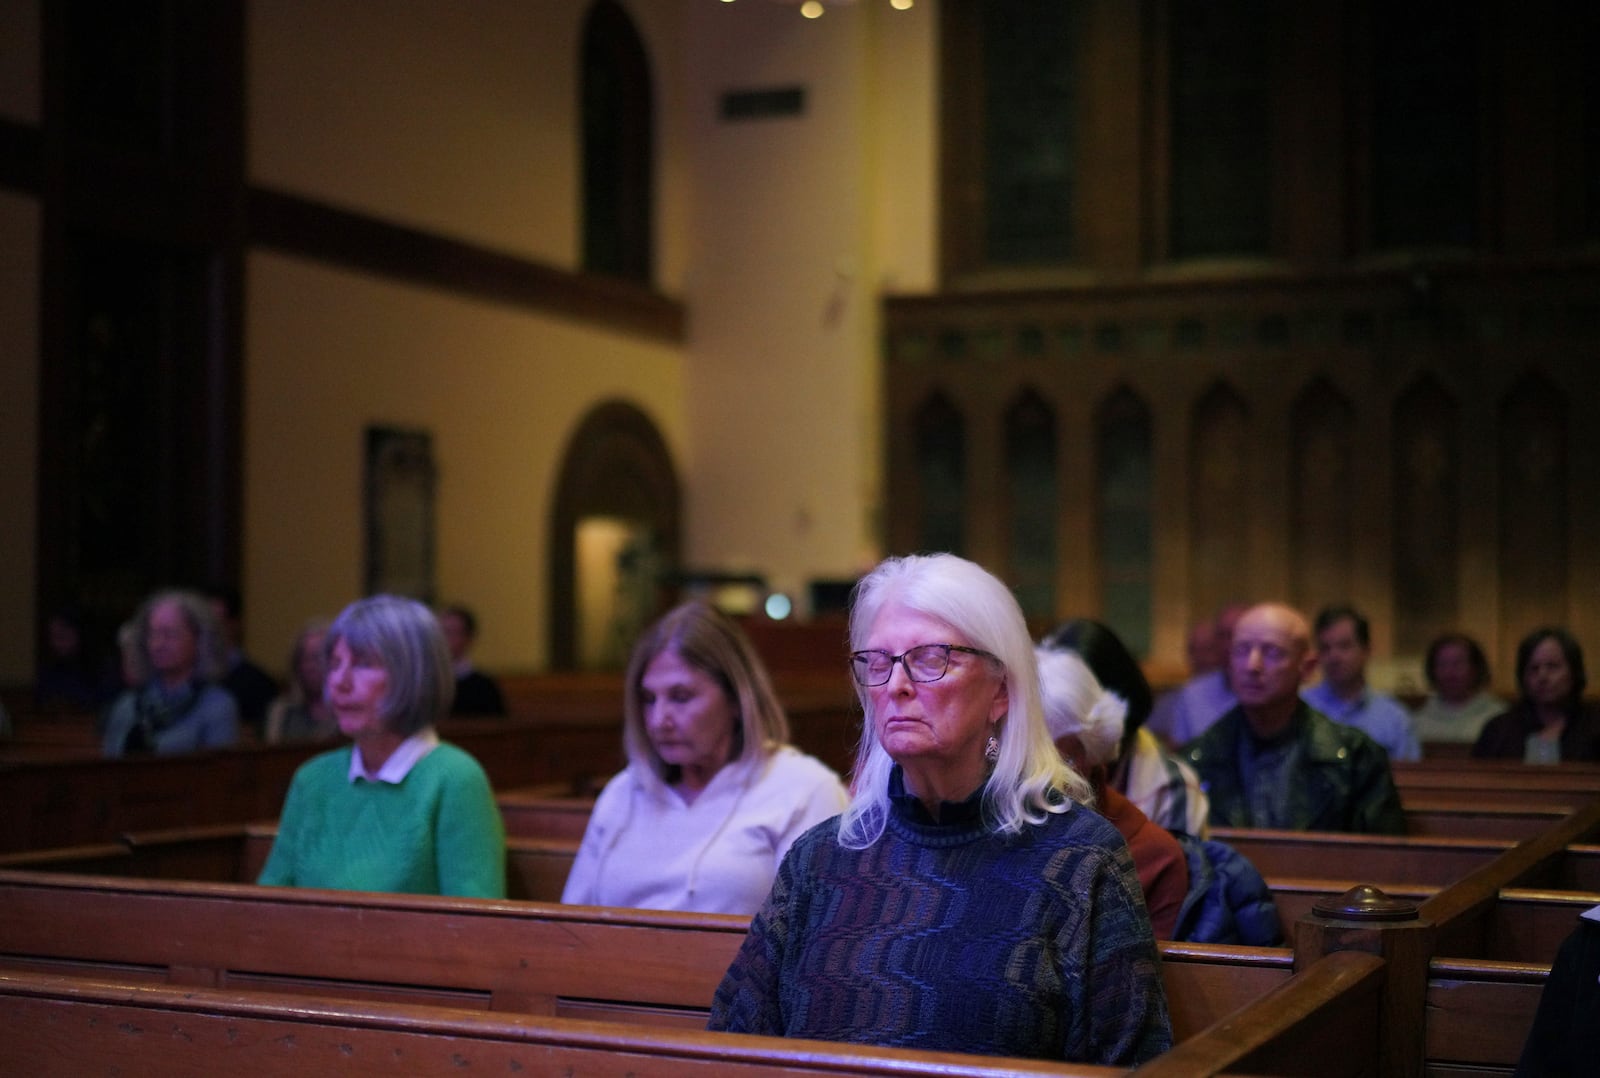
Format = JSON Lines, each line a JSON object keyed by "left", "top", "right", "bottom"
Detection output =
{"left": 1096, "top": 386, "right": 1153, "bottom": 656}
{"left": 1289, "top": 378, "right": 1355, "bottom": 616}
{"left": 1392, "top": 376, "right": 1460, "bottom": 654}
{"left": 1189, "top": 383, "right": 1251, "bottom": 626}
{"left": 1497, "top": 373, "right": 1568, "bottom": 659}
{"left": 1004, "top": 388, "right": 1057, "bottom": 621}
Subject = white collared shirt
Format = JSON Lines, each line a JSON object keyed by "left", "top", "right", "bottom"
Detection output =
{"left": 348, "top": 726, "right": 440, "bottom": 784}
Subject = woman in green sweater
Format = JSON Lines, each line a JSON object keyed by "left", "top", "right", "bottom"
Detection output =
{"left": 257, "top": 595, "right": 506, "bottom": 897}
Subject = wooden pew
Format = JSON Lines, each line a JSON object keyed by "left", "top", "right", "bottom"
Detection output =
{"left": 493, "top": 789, "right": 1577, "bottom": 843}
{"left": 0, "top": 823, "right": 583, "bottom": 902}
{"left": 18, "top": 821, "right": 1600, "bottom": 971}
{"left": 0, "top": 970, "right": 1134, "bottom": 1078}
{"left": 0, "top": 868, "right": 1303, "bottom": 1046}
{"left": 1401, "top": 798, "right": 1575, "bottom": 840}
{"left": 1424, "top": 958, "right": 1547, "bottom": 1077}
{"left": 0, "top": 715, "right": 626, "bottom": 855}
{"left": 497, "top": 786, "right": 595, "bottom": 841}
{"left": 0, "top": 958, "right": 1390, "bottom": 1078}
{"left": 0, "top": 710, "right": 101, "bottom": 761}
{"left": 1213, "top": 828, "right": 1515, "bottom": 887}
{"left": 1266, "top": 878, "right": 1600, "bottom": 968}
{"left": 1420, "top": 797, "right": 1600, "bottom": 959}
{"left": 0, "top": 940, "right": 1390, "bottom": 1076}
{"left": 0, "top": 671, "right": 858, "bottom": 856}
{"left": 1132, "top": 950, "right": 1385, "bottom": 1078}
{"left": 1392, "top": 760, "right": 1600, "bottom": 809}
{"left": 0, "top": 870, "right": 750, "bottom": 1025}
{"left": 1395, "top": 797, "right": 1600, "bottom": 1075}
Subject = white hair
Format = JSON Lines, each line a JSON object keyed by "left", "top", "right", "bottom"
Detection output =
{"left": 1036, "top": 646, "right": 1128, "bottom": 769}
{"left": 838, "top": 554, "right": 1092, "bottom": 849}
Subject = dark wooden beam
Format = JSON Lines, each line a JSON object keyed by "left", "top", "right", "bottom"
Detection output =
{"left": 247, "top": 187, "right": 686, "bottom": 346}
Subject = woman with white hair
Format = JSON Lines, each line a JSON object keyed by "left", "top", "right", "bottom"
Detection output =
{"left": 709, "top": 554, "right": 1170, "bottom": 1066}
{"left": 1036, "top": 646, "right": 1188, "bottom": 939}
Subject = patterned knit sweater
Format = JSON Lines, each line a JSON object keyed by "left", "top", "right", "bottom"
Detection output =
{"left": 257, "top": 742, "right": 506, "bottom": 898}
{"left": 707, "top": 770, "right": 1172, "bottom": 1065}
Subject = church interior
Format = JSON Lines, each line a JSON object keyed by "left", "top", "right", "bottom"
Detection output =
{"left": 6, "top": 6, "right": 1600, "bottom": 1074}
{"left": 2, "top": 0, "right": 1597, "bottom": 693}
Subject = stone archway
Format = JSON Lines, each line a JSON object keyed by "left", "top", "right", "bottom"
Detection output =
{"left": 548, "top": 400, "right": 680, "bottom": 670}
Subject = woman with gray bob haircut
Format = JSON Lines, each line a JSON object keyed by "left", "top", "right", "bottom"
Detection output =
{"left": 325, "top": 595, "right": 455, "bottom": 735}
{"left": 710, "top": 554, "right": 1171, "bottom": 1066}
{"left": 257, "top": 595, "right": 505, "bottom": 897}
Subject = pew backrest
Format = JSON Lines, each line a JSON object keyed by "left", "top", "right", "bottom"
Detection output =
{"left": 1212, "top": 827, "right": 1514, "bottom": 886}
{"left": 0, "top": 970, "right": 1132, "bottom": 1078}
{"left": 0, "top": 870, "right": 1294, "bottom": 1043}
{"left": 1425, "top": 957, "right": 1549, "bottom": 1074}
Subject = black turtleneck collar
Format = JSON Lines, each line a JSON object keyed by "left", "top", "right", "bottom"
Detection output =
{"left": 887, "top": 764, "right": 987, "bottom": 826}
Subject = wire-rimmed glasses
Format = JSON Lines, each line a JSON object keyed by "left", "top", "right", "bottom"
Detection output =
{"left": 848, "top": 644, "right": 997, "bottom": 687}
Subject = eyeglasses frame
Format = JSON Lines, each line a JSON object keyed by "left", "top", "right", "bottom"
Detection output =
{"left": 848, "top": 643, "right": 999, "bottom": 687}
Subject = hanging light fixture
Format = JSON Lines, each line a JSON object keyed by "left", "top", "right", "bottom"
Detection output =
{"left": 720, "top": 0, "right": 915, "bottom": 15}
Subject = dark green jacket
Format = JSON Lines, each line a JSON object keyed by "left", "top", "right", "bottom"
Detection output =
{"left": 1183, "top": 703, "right": 1407, "bottom": 834}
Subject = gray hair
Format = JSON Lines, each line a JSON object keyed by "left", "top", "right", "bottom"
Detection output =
{"left": 838, "top": 554, "right": 1091, "bottom": 848}
{"left": 325, "top": 595, "right": 453, "bottom": 736}
{"left": 126, "top": 589, "right": 229, "bottom": 684}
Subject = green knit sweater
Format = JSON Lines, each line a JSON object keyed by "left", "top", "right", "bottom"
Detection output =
{"left": 257, "top": 742, "right": 506, "bottom": 898}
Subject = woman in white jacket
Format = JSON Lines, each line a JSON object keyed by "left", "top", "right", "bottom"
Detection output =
{"left": 562, "top": 601, "right": 848, "bottom": 915}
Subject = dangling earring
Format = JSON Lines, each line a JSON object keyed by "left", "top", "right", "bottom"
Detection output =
{"left": 984, "top": 733, "right": 999, "bottom": 763}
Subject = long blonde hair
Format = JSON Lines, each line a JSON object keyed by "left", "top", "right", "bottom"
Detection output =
{"left": 621, "top": 601, "right": 789, "bottom": 786}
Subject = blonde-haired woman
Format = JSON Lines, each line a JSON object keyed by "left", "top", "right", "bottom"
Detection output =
{"left": 710, "top": 554, "right": 1170, "bottom": 1066}
{"left": 562, "top": 601, "right": 847, "bottom": 915}
{"left": 263, "top": 618, "right": 337, "bottom": 743}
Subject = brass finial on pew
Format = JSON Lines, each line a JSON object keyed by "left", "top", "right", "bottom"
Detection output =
{"left": 1298, "top": 884, "right": 1430, "bottom": 1078}
{"left": 1311, "top": 884, "right": 1421, "bottom": 923}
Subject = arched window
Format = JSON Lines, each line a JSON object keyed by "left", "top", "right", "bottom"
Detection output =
{"left": 580, "top": 1, "right": 653, "bottom": 282}
{"left": 1168, "top": 0, "right": 1272, "bottom": 259}
{"left": 1370, "top": 1, "right": 1481, "bottom": 250}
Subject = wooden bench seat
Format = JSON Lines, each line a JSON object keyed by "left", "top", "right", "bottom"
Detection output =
{"left": 493, "top": 791, "right": 1578, "bottom": 844}
{"left": 0, "top": 952, "right": 1390, "bottom": 1078}
{"left": 1266, "top": 878, "right": 1598, "bottom": 967}
{"left": 0, "top": 970, "right": 1135, "bottom": 1078}
{"left": 1424, "top": 958, "right": 1548, "bottom": 1077}
{"left": 0, "top": 869, "right": 1302, "bottom": 1045}
{"left": 1400, "top": 798, "right": 1576, "bottom": 840}
{"left": 13, "top": 823, "right": 1600, "bottom": 969}
{"left": 0, "top": 948, "right": 1389, "bottom": 1078}
{"left": 1213, "top": 828, "right": 1516, "bottom": 886}
{"left": 1392, "top": 761, "right": 1600, "bottom": 809}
